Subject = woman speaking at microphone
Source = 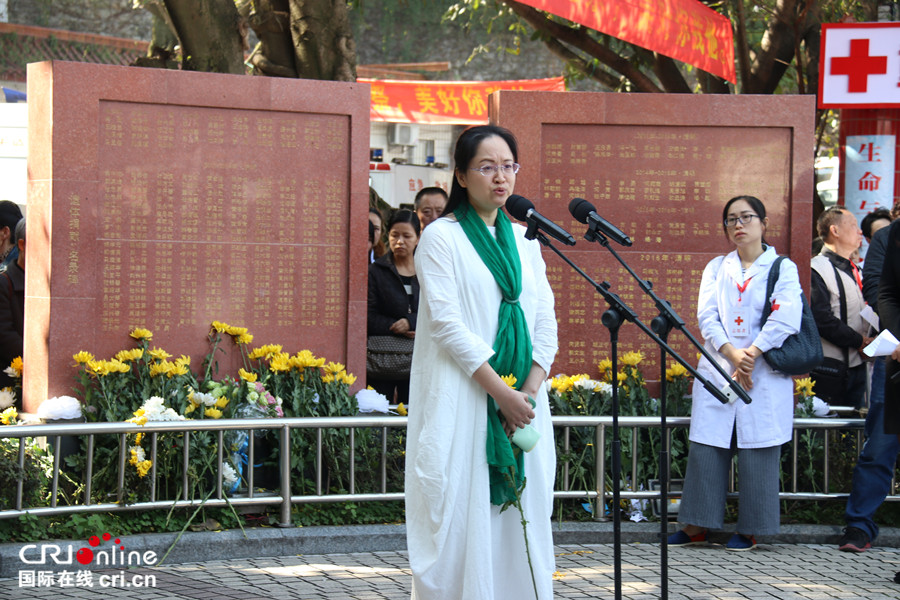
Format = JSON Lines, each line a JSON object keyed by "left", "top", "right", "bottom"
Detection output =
{"left": 669, "top": 195, "right": 802, "bottom": 551}
{"left": 405, "top": 124, "right": 558, "bottom": 600}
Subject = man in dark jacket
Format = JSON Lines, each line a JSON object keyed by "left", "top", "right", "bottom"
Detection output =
{"left": 839, "top": 211, "right": 899, "bottom": 553}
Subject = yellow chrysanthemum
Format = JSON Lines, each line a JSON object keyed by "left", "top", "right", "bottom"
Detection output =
{"left": 129, "top": 447, "right": 140, "bottom": 466}
{"left": 324, "top": 362, "right": 346, "bottom": 375}
{"left": 269, "top": 353, "right": 292, "bottom": 372}
{"left": 136, "top": 460, "right": 152, "bottom": 478}
{"left": 87, "top": 360, "right": 110, "bottom": 377}
{"left": 238, "top": 368, "right": 258, "bottom": 383}
{"left": 616, "top": 372, "right": 627, "bottom": 384}
{"left": 551, "top": 375, "right": 575, "bottom": 394}
{"left": 321, "top": 373, "right": 335, "bottom": 383}
{"left": 211, "top": 321, "right": 229, "bottom": 333}
{"left": 620, "top": 351, "right": 644, "bottom": 367}
{"left": 396, "top": 403, "right": 407, "bottom": 416}
{"left": 226, "top": 325, "right": 248, "bottom": 337}
{"left": 115, "top": 349, "right": 140, "bottom": 363}
{"left": 215, "top": 396, "right": 229, "bottom": 409}
{"left": 184, "top": 402, "right": 197, "bottom": 415}
{"left": 205, "top": 407, "right": 223, "bottom": 419}
{"left": 597, "top": 358, "right": 613, "bottom": 373}
{"left": 129, "top": 327, "right": 153, "bottom": 341}
{"left": 500, "top": 374, "right": 518, "bottom": 389}
{"left": 339, "top": 371, "right": 358, "bottom": 385}
{"left": 149, "top": 361, "right": 173, "bottom": 377}
{"left": 0, "top": 407, "right": 18, "bottom": 425}
{"left": 665, "top": 362, "right": 689, "bottom": 381}
{"left": 128, "top": 414, "right": 148, "bottom": 426}
{"left": 248, "top": 344, "right": 282, "bottom": 360}
{"left": 169, "top": 363, "right": 190, "bottom": 377}
{"left": 147, "top": 348, "right": 172, "bottom": 361}
{"left": 174, "top": 355, "right": 191, "bottom": 368}
{"left": 292, "top": 350, "right": 324, "bottom": 369}
{"left": 795, "top": 377, "right": 815, "bottom": 398}
{"left": 235, "top": 333, "right": 253, "bottom": 345}
{"left": 135, "top": 432, "right": 144, "bottom": 445}
{"left": 72, "top": 351, "right": 95, "bottom": 365}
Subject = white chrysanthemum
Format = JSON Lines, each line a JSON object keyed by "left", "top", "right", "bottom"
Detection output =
{"left": 222, "top": 462, "right": 239, "bottom": 488}
{"left": 0, "top": 389, "right": 14, "bottom": 410}
{"left": 811, "top": 397, "right": 831, "bottom": 417}
{"left": 141, "top": 396, "right": 186, "bottom": 422}
{"left": 130, "top": 445, "right": 146, "bottom": 463}
{"left": 595, "top": 382, "right": 613, "bottom": 396}
{"left": 573, "top": 378, "right": 601, "bottom": 391}
{"left": 356, "top": 389, "right": 389, "bottom": 413}
{"left": 192, "top": 392, "right": 218, "bottom": 407}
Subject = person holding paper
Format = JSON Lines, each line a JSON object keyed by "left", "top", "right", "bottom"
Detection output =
{"left": 669, "top": 196, "right": 802, "bottom": 552}
{"left": 810, "top": 207, "right": 873, "bottom": 410}
{"left": 405, "top": 125, "right": 558, "bottom": 599}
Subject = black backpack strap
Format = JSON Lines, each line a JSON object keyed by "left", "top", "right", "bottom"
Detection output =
{"left": 761, "top": 255, "right": 786, "bottom": 325}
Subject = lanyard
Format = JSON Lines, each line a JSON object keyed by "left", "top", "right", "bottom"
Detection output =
{"left": 850, "top": 262, "right": 863, "bottom": 291}
{"left": 736, "top": 276, "right": 753, "bottom": 302}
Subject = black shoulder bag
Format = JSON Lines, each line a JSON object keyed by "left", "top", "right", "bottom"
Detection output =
{"left": 760, "top": 256, "right": 823, "bottom": 375}
{"left": 808, "top": 261, "right": 849, "bottom": 401}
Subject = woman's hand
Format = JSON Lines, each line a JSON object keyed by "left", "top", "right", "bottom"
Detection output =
{"left": 389, "top": 318, "right": 411, "bottom": 335}
{"left": 493, "top": 387, "right": 535, "bottom": 436}
{"left": 721, "top": 343, "right": 759, "bottom": 390}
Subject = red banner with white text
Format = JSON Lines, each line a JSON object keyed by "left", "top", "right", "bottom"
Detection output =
{"left": 360, "top": 77, "right": 566, "bottom": 125}
{"left": 514, "top": 0, "right": 735, "bottom": 83}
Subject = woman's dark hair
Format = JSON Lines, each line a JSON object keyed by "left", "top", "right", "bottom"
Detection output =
{"left": 722, "top": 195, "right": 768, "bottom": 245}
{"left": 442, "top": 125, "right": 519, "bottom": 217}
{"left": 388, "top": 208, "right": 421, "bottom": 237}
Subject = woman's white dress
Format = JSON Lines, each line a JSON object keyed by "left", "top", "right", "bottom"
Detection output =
{"left": 405, "top": 216, "right": 558, "bottom": 600}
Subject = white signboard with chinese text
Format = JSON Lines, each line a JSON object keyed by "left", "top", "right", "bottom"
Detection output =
{"left": 845, "top": 134, "right": 896, "bottom": 224}
{"left": 819, "top": 23, "right": 900, "bottom": 108}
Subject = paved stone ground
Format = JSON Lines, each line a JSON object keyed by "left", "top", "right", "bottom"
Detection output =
{"left": 1, "top": 541, "right": 898, "bottom": 599}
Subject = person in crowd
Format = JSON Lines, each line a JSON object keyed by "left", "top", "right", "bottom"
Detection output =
{"left": 367, "top": 219, "right": 375, "bottom": 260}
{"left": 0, "top": 201, "right": 23, "bottom": 271}
{"left": 861, "top": 208, "right": 892, "bottom": 245}
{"left": 810, "top": 207, "right": 872, "bottom": 410}
{"left": 840, "top": 206, "right": 898, "bottom": 553}
{"left": 405, "top": 125, "right": 558, "bottom": 599}
{"left": 414, "top": 186, "right": 448, "bottom": 230}
{"left": 367, "top": 209, "right": 420, "bottom": 404}
{"left": 0, "top": 218, "right": 25, "bottom": 397}
{"left": 882, "top": 219, "right": 900, "bottom": 583}
{"left": 812, "top": 236, "right": 825, "bottom": 257}
{"left": 669, "top": 196, "right": 802, "bottom": 551}
{"left": 369, "top": 207, "right": 387, "bottom": 262}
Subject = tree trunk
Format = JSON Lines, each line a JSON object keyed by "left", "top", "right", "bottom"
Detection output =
{"left": 238, "top": 0, "right": 299, "bottom": 77}
{"left": 289, "top": 0, "right": 356, "bottom": 81}
{"left": 163, "top": 0, "right": 245, "bottom": 74}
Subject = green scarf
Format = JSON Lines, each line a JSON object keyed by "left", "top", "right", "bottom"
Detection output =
{"left": 456, "top": 203, "right": 533, "bottom": 506}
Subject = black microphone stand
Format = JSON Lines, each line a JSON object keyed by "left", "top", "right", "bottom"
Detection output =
{"left": 522, "top": 221, "right": 735, "bottom": 600}
{"left": 578, "top": 224, "right": 752, "bottom": 600}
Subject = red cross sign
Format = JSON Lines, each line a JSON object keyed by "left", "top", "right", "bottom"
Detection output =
{"left": 830, "top": 38, "right": 887, "bottom": 93}
{"left": 819, "top": 23, "right": 900, "bottom": 109}
{"left": 734, "top": 316, "right": 744, "bottom": 326}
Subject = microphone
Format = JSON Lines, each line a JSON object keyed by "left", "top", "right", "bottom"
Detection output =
{"left": 505, "top": 195, "right": 576, "bottom": 246}
{"left": 569, "top": 198, "right": 633, "bottom": 247}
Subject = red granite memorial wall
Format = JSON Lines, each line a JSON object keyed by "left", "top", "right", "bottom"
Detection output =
{"left": 492, "top": 92, "right": 816, "bottom": 379}
{"left": 24, "top": 61, "right": 370, "bottom": 411}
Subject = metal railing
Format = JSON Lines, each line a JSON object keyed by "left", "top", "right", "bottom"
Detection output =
{"left": 0, "top": 414, "right": 884, "bottom": 527}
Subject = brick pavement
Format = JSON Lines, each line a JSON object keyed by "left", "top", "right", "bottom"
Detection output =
{"left": 1, "top": 542, "right": 898, "bottom": 599}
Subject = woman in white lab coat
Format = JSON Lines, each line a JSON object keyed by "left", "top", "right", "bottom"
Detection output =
{"left": 668, "top": 195, "right": 802, "bottom": 551}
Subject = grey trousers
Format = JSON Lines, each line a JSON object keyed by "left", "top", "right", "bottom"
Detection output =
{"left": 678, "top": 439, "right": 782, "bottom": 536}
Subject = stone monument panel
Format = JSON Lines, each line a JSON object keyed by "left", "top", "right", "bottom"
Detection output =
{"left": 492, "top": 92, "right": 815, "bottom": 379}
{"left": 25, "top": 61, "right": 370, "bottom": 411}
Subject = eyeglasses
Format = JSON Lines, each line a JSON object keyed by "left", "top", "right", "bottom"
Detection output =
{"left": 469, "top": 163, "right": 520, "bottom": 177}
{"left": 724, "top": 214, "right": 760, "bottom": 228}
